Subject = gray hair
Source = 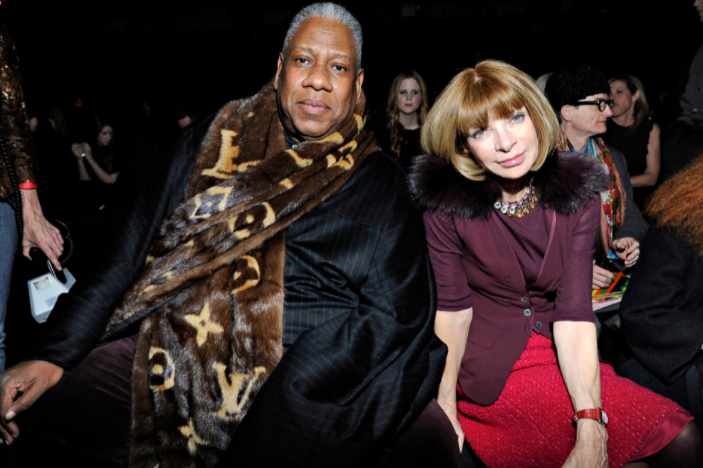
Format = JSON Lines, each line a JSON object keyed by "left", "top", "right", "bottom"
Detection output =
{"left": 283, "top": 3, "right": 363, "bottom": 70}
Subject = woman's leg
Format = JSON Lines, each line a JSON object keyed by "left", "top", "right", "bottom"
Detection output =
{"left": 643, "top": 422, "right": 703, "bottom": 468}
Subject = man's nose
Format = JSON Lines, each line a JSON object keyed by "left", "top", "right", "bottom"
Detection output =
{"left": 603, "top": 106, "right": 613, "bottom": 117}
{"left": 302, "top": 63, "right": 333, "bottom": 92}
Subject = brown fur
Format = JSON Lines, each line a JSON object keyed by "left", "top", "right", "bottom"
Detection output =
{"left": 646, "top": 154, "right": 703, "bottom": 257}
{"left": 100, "top": 81, "right": 378, "bottom": 467}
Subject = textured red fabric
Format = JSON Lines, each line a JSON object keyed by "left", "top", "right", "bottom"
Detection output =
{"left": 457, "top": 333, "right": 692, "bottom": 468}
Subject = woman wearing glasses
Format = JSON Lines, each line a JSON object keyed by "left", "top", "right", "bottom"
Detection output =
{"left": 545, "top": 65, "right": 648, "bottom": 290}
{"left": 410, "top": 60, "right": 700, "bottom": 468}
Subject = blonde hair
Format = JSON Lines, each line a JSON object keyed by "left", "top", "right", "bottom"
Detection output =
{"left": 609, "top": 74, "right": 650, "bottom": 133}
{"left": 422, "top": 60, "right": 560, "bottom": 181}
{"left": 385, "top": 70, "right": 429, "bottom": 159}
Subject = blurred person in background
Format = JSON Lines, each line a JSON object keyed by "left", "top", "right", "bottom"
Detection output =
{"left": 26, "top": 103, "right": 75, "bottom": 218}
{"left": 659, "top": 0, "right": 703, "bottom": 181}
{"left": 546, "top": 64, "right": 648, "bottom": 290}
{"left": 619, "top": 153, "right": 703, "bottom": 428}
{"left": 603, "top": 75, "right": 660, "bottom": 210}
{"left": 375, "top": 70, "right": 429, "bottom": 172}
{"left": 0, "top": 23, "right": 63, "bottom": 373}
{"left": 71, "top": 114, "right": 120, "bottom": 211}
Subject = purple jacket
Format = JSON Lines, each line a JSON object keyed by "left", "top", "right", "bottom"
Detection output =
{"left": 409, "top": 150, "right": 607, "bottom": 405}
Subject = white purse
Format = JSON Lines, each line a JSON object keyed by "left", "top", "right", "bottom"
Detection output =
{"left": 26, "top": 219, "right": 75, "bottom": 323}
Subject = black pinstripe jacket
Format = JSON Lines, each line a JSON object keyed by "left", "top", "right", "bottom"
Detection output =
{"left": 23, "top": 115, "right": 445, "bottom": 467}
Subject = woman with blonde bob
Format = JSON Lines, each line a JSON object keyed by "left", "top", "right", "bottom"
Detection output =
{"left": 409, "top": 60, "right": 696, "bottom": 468}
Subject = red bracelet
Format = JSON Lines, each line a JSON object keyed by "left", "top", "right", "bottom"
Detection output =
{"left": 18, "top": 181, "right": 38, "bottom": 189}
{"left": 572, "top": 408, "right": 609, "bottom": 427}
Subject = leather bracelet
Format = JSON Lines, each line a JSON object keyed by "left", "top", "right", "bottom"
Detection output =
{"left": 572, "top": 408, "right": 608, "bottom": 427}
{"left": 18, "top": 181, "right": 38, "bottom": 189}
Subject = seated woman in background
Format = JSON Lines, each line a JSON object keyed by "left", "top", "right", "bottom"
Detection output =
{"left": 603, "top": 75, "right": 661, "bottom": 210}
{"left": 546, "top": 65, "right": 648, "bottom": 290}
{"left": 619, "top": 154, "right": 703, "bottom": 428}
{"left": 71, "top": 114, "right": 120, "bottom": 209}
{"left": 376, "top": 70, "right": 429, "bottom": 172}
{"left": 410, "top": 59, "right": 701, "bottom": 468}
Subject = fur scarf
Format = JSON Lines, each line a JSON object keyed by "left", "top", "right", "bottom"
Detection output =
{"left": 408, "top": 150, "right": 608, "bottom": 219}
{"left": 101, "top": 81, "right": 379, "bottom": 467}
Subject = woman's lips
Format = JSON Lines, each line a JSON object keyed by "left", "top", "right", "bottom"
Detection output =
{"left": 499, "top": 153, "right": 525, "bottom": 168}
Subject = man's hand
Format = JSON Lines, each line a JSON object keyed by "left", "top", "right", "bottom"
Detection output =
{"left": 0, "top": 361, "right": 63, "bottom": 445}
{"left": 561, "top": 419, "right": 608, "bottom": 468}
{"left": 592, "top": 263, "right": 614, "bottom": 290}
{"left": 21, "top": 189, "right": 64, "bottom": 270}
{"left": 612, "top": 237, "right": 640, "bottom": 268}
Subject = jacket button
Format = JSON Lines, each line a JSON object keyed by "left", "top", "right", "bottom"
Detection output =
{"left": 521, "top": 296, "right": 529, "bottom": 303}
{"left": 536, "top": 321, "right": 543, "bottom": 329}
{"left": 524, "top": 309, "right": 532, "bottom": 316}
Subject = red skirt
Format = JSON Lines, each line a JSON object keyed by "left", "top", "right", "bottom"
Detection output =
{"left": 457, "top": 332, "right": 692, "bottom": 468}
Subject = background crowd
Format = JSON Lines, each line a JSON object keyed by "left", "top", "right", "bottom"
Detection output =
{"left": 1, "top": 1, "right": 703, "bottom": 466}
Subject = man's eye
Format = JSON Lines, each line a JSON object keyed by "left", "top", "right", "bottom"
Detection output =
{"left": 332, "top": 65, "right": 347, "bottom": 72}
{"left": 296, "top": 58, "right": 310, "bottom": 64}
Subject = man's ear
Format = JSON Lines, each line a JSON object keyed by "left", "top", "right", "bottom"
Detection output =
{"left": 274, "top": 53, "right": 284, "bottom": 90}
{"left": 560, "top": 105, "right": 572, "bottom": 123}
{"left": 355, "top": 68, "right": 364, "bottom": 103}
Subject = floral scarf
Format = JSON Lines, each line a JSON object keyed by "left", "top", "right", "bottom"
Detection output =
{"left": 557, "top": 130, "right": 626, "bottom": 253}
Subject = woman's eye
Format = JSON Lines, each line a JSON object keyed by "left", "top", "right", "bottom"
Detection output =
{"left": 412, "top": 90, "right": 419, "bottom": 95}
{"left": 399, "top": 90, "right": 406, "bottom": 94}
{"left": 511, "top": 113, "right": 525, "bottom": 123}
{"left": 471, "top": 129, "right": 486, "bottom": 139}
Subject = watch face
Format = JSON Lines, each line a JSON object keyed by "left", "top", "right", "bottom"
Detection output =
{"left": 601, "top": 410, "right": 609, "bottom": 425}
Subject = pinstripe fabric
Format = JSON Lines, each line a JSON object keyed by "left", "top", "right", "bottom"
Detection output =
{"left": 20, "top": 115, "right": 445, "bottom": 466}
{"left": 223, "top": 150, "right": 446, "bottom": 467}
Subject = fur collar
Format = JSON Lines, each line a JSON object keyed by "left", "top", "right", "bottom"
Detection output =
{"left": 408, "top": 150, "right": 607, "bottom": 219}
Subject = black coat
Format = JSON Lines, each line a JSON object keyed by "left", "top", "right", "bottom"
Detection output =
{"left": 619, "top": 227, "right": 703, "bottom": 423}
{"left": 22, "top": 115, "right": 446, "bottom": 467}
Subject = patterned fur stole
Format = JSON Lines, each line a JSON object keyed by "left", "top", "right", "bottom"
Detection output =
{"left": 102, "top": 81, "right": 379, "bottom": 467}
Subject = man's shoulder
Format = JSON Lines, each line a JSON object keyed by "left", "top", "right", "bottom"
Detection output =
{"left": 317, "top": 150, "right": 414, "bottom": 228}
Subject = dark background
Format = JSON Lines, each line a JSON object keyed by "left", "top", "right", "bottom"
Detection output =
{"left": 1, "top": 0, "right": 699, "bottom": 133}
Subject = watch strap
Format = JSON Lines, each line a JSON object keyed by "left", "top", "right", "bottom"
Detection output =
{"left": 572, "top": 408, "right": 608, "bottom": 427}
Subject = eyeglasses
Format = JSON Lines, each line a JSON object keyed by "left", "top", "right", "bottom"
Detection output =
{"left": 568, "top": 99, "right": 614, "bottom": 112}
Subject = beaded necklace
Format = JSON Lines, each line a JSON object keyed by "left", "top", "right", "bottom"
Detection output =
{"left": 493, "top": 177, "right": 538, "bottom": 218}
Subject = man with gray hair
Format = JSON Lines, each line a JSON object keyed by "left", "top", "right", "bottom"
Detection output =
{"left": 0, "top": 3, "right": 453, "bottom": 467}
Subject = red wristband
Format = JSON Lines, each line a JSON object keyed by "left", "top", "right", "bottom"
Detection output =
{"left": 18, "top": 181, "right": 38, "bottom": 189}
{"left": 572, "top": 408, "right": 609, "bottom": 427}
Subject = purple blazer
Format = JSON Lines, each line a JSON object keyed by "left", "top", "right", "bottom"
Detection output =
{"left": 409, "top": 150, "right": 607, "bottom": 405}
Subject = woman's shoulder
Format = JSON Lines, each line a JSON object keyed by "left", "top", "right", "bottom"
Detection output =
{"left": 535, "top": 151, "right": 607, "bottom": 216}
{"left": 407, "top": 154, "right": 502, "bottom": 220}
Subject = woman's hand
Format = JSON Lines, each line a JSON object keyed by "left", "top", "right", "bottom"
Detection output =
{"left": 592, "top": 263, "right": 614, "bottom": 289}
{"left": 21, "top": 189, "right": 64, "bottom": 270}
{"left": 438, "top": 401, "right": 465, "bottom": 451}
{"left": 561, "top": 419, "right": 608, "bottom": 468}
{"left": 71, "top": 142, "right": 84, "bottom": 158}
{"left": 71, "top": 142, "right": 93, "bottom": 160}
{"left": 612, "top": 237, "right": 640, "bottom": 268}
{"left": 80, "top": 142, "right": 93, "bottom": 160}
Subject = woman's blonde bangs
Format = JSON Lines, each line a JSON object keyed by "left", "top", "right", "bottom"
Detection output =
{"left": 422, "top": 60, "right": 560, "bottom": 181}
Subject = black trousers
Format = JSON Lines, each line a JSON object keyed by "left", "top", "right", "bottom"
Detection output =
{"left": 8, "top": 334, "right": 460, "bottom": 468}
